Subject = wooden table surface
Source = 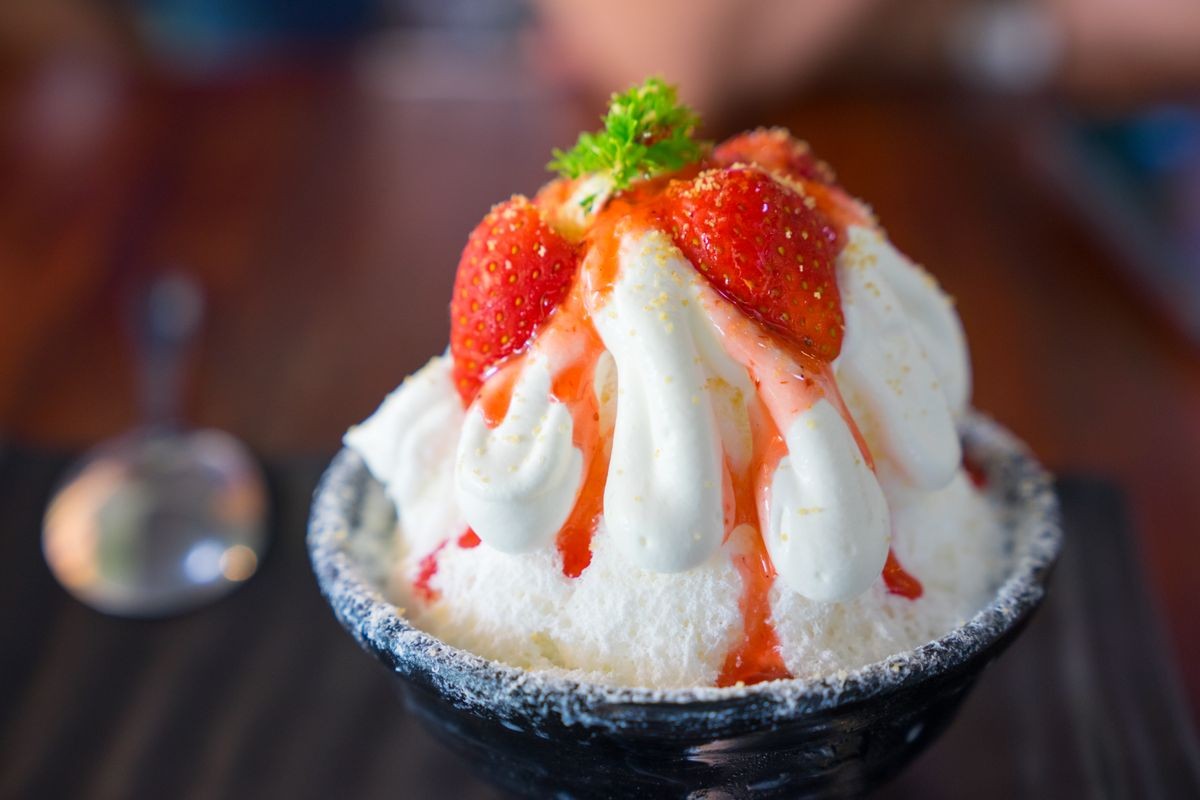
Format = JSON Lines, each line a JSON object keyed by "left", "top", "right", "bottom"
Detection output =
{"left": 3, "top": 41, "right": 1199, "bottom": 727}
{"left": 5, "top": 460, "right": 1198, "bottom": 798}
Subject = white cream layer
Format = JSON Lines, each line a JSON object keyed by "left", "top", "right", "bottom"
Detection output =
{"left": 764, "top": 399, "right": 890, "bottom": 601}
{"left": 584, "top": 229, "right": 743, "bottom": 572}
{"left": 455, "top": 351, "right": 583, "bottom": 554}
{"left": 344, "top": 356, "right": 464, "bottom": 556}
{"left": 833, "top": 227, "right": 968, "bottom": 490}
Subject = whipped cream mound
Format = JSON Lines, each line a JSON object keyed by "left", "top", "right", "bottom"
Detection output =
{"left": 346, "top": 203, "right": 1009, "bottom": 688}
{"left": 456, "top": 352, "right": 582, "bottom": 554}
{"left": 587, "top": 229, "right": 741, "bottom": 573}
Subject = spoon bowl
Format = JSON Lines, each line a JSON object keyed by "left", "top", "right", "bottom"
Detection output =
{"left": 43, "top": 426, "right": 267, "bottom": 617}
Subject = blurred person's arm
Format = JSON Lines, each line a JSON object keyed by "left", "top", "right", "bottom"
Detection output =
{"left": 531, "top": 0, "right": 885, "bottom": 113}
{"left": 1051, "top": 0, "right": 1200, "bottom": 101}
{"left": 532, "top": 0, "right": 1200, "bottom": 111}
{"left": 899, "top": 0, "right": 1200, "bottom": 102}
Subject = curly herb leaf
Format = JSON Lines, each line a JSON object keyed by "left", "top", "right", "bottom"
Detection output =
{"left": 548, "top": 77, "right": 706, "bottom": 201}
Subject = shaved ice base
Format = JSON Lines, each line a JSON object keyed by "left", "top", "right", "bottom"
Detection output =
{"left": 387, "top": 470, "right": 1005, "bottom": 689}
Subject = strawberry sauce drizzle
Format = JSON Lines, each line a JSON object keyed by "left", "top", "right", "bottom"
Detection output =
{"left": 717, "top": 396, "right": 792, "bottom": 687}
{"left": 414, "top": 529, "right": 482, "bottom": 602}
{"left": 882, "top": 550, "right": 923, "bottom": 599}
{"left": 584, "top": 191, "right": 673, "bottom": 295}
{"left": 413, "top": 541, "right": 449, "bottom": 603}
{"left": 549, "top": 312, "right": 609, "bottom": 577}
{"left": 962, "top": 453, "right": 988, "bottom": 489}
{"left": 720, "top": 543, "right": 792, "bottom": 686}
{"left": 478, "top": 359, "right": 522, "bottom": 428}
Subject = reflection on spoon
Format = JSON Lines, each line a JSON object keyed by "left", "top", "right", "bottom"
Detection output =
{"left": 43, "top": 428, "right": 267, "bottom": 616}
{"left": 41, "top": 271, "right": 268, "bottom": 617}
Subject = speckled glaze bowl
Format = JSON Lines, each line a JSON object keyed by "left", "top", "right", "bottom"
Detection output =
{"left": 308, "top": 413, "right": 1061, "bottom": 799}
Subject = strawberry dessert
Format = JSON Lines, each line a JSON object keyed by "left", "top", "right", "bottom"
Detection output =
{"left": 346, "top": 79, "right": 1005, "bottom": 689}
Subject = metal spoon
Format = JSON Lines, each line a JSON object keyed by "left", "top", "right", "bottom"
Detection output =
{"left": 42, "top": 272, "right": 268, "bottom": 617}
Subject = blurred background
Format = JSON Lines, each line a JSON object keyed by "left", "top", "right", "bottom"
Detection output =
{"left": 3, "top": 0, "right": 1200, "bottom": 796}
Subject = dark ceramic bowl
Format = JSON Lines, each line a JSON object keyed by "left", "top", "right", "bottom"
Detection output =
{"left": 308, "top": 413, "right": 1061, "bottom": 799}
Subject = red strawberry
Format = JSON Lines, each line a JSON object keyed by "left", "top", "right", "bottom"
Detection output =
{"left": 662, "top": 166, "right": 844, "bottom": 360}
{"left": 712, "top": 128, "right": 835, "bottom": 185}
{"left": 450, "top": 196, "right": 578, "bottom": 403}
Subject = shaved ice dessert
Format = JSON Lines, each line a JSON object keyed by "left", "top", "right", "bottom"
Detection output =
{"left": 346, "top": 79, "right": 1005, "bottom": 689}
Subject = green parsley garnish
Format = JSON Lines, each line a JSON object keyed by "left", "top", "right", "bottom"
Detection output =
{"left": 548, "top": 77, "right": 706, "bottom": 204}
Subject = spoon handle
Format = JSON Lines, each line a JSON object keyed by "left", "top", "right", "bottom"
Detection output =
{"left": 138, "top": 271, "right": 204, "bottom": 429}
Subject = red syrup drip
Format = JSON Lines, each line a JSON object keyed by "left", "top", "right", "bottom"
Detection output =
{"left": 878, "top": 454, "right": 981, "bottom": 600}
{"left": 414, "top": 529, "right": 482, "bottom": 602}
{"left": 716, "top": 396, "right": 793, "bottom": 688}
{"left": 412, "top": 541, "right": 449, "bottom": 603}
{"left": 478, "top": 360, "right": 521, "bottom": 428}
{"left": 550, "top": 313, "right": 608, "bottom": 578}
{"left": 882, "top": 549, "right": 923, "bottom": 599}
{"left": 718, "top": 539, "right": 793, "bottom": 687}
{"left": 962, "top": 453, "right": 988, "bottom": 489}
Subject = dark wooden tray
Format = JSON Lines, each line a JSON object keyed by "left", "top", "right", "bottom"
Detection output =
{"left": 1, "top": 448, "right": 1197, "bottom": 799}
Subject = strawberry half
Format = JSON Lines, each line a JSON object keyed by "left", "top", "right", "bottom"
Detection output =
{"left": 450, "top": 196, "right": 578, "bottom": 403}
{"left": 712, "top": 128, "right": 835, "bottom": 185}
{"left": 662, "top": 166, "right": 845, "bottom": 361}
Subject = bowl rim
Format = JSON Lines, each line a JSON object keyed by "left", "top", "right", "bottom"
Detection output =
{"left": 308, "top": 411, "right": 1061, "bottom": 728}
